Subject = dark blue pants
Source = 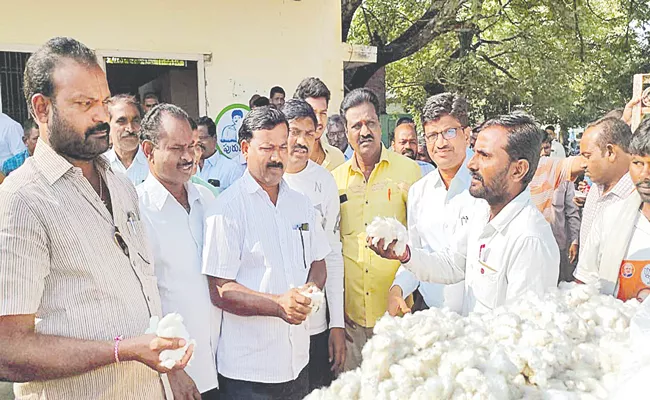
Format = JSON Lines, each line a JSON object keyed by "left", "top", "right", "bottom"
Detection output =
{"left": 218, "top": 367, "right": 308, "bottom": 400}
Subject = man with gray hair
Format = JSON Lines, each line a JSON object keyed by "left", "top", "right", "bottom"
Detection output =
{"left": 371, "top": 112, "right": 560, "bottom": 316}
{"left": 138, "top": 104, "right": 221, "bottom": 399}
{"left": 326, "top": 114, "right": 352, "bottom": 160}
{"left": 390, "top": 116, "right": 435, "bottom": 176}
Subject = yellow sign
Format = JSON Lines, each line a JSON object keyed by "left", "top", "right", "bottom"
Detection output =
{"left": 105, "top": 57, "right": 187, "bottom": 67}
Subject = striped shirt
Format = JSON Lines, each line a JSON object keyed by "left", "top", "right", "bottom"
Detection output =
{"left": 202, "top": 170, "right": 330, "bottom": 383}
{"left": 579, "top": 172, "right": 635, "bottom": 255}
{"left": 0, "top": 140, "right": 166, "bottom": 400}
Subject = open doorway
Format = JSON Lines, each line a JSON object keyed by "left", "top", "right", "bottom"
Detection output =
{"left": 104, "top": 56, "right": 200, "bottom": 118}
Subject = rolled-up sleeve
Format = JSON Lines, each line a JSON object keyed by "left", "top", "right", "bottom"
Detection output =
{"left": 202, "top": 202, "right": 242, "bottom": 280}
{"left": 0, "top": 191, "right": 50, "bottom": 315}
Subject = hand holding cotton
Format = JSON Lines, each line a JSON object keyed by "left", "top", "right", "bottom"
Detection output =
{"left": 366, "top": 217, "right": 408, "bottom": 257}
{"left": 145, "top": 313, "right": 196, "bottom": 369}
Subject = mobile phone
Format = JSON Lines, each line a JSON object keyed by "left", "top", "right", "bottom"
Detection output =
{"left": 207, "top": 179, "right": 220, "bottom": 188}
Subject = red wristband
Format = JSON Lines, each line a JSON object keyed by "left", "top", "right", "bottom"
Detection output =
{"left": 114, "top": 335, "right": 123, "bottom": 363}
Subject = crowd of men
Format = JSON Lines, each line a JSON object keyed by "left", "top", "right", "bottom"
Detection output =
{"left": 0, "top": 36, "right": 649, "bottom": 400}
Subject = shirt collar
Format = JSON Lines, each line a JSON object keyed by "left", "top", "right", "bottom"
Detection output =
{"left": 431, "top": 150, "right": 473, "bottom": 192}
{"left": 350, "top": 145, "right": 389, "bottom": 174}
{"left": 105, "top": 145, "right": 147, "bottom": 166}
{"left": 142, "top": 173, "right": 204, "bottom": 211}
{"left": 605, "top": 172, "right": 634, "bottom": 199}
{"left": 33, "top": 140, "right": 110, "bottom": 186}
{"left": 205, "top": 150, "right": 222, "bottom": 168}
{"left": 486, "top": 188, "right": 531, "bottom": 234}
{"left": 241, "top": 168, "right": 288, "bottom": 198}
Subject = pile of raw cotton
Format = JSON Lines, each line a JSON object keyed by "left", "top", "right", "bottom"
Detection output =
{"left": 306, "top": 283, "right": 639, "bottom": 400}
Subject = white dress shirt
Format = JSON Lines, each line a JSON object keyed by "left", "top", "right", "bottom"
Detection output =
{"left": 416, "top": 160, "right": 435, "bottom": 177}
{"left": 198, "top": 150, "right": 245, "bottom": 190}
{"left": 105, "top": 145, "right": 150, "bottom": 186}
{"left": 392, "top": 161, "right": 475, "bottom": 314}
{"left": 0, "top": 112, "right": 26, "bottom": 166}
{"left": 343, "top": 145, "right": 354, "bottom": 161}
{"left": 404, "top": 188, "right": 560, "bottom": 316}
{"left": 137, "top": 175, "right": 220, "bottom": 393}
{"left": 284, "top": 161, "right": 345, "bottom": 334}
{"left": 202, "top": 170, "right": 330, "bottom": 383}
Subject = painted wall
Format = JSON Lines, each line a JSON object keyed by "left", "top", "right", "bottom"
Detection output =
{"left": 0, "top": 0, "right": 344, "bottom": 118}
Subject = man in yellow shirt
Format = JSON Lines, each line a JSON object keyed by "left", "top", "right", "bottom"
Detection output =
{"left": 332, "top": 88, "right": 421, "bottom": 371}
{"left": 293, "top": 77, "right": 346, "bottom": 171}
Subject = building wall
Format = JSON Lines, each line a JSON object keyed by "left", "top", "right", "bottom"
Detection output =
{"left": 0, "top": 0, "right": 344, "bottom": 118}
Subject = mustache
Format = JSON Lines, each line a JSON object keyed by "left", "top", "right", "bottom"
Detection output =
{"left": 637, "top": 180, "right": 650, "bottom": 189}
{"left": 121, "top": 131, "right": 138, "bottom": 138}
{"left": 178, "top": 160, "right": 194, "bottom": 168}
{"left": 360, "top": 134, "right": 373, "bottom": 143}
{"left": 293, "top": 143, "right": 309, "bottom": 152}
{"left": 267, "top": 161, "right": 284, "bottom": 169}
{"left": 470, "top": 170, "right": 484, "bottom": 183}
{"left": 402, "top": 148, "right": 415, "bottom": 157}
{"left": 85, "top": 122, "right": 110, "bottom": 139}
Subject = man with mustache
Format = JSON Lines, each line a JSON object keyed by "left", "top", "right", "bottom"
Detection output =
{"left": 105, "top": 94, "right": 149, "bottom": 186}
{"left": 370, "top": 112, "right": 559, "bottom": 316}
{"left": 391, "top": 116, "right": 435, "bottom": 176}
{"left": 326, "top": 115, "right": 353, "bottom": 160}
{"left": 196, "top": 116, "right": 244, "bottom": 190}
{"left": 138, "top": 104, "right": 220, "bottom": 399}
{"left": 0, "top": 37, "right": 192, "bottom": 400}
{"left": 575, "top": 117, "right": 633, "bottom": 260}
{"left": 281, "top": 99, "right": 346, "bottom": 387}
{"left": 293, "top": 77, "right": 346, "bottom": 172}
{"left": 575, "top": 119, "right": 650, "bottom": 301}
{"left": 202, "top": 106, "right": 329, "bottom": 400}
{"left": 331, "top": 88, "right": 421, "bottom": 371}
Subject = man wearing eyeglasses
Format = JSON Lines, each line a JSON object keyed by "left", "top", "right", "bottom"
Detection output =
{"left": 370, "top": 112, "right": 559, "bottom": 316}
{"left": 137, "top": 104, "right": 221, "bottom": 399}
{"left": 331, "top": 88, "right": 421, "bottom": 371}
{"left": 281, "top": 99, "right": 345, "bottom": 388}
{"left": 386, "top": 93, "right": 473, "bottom": 319}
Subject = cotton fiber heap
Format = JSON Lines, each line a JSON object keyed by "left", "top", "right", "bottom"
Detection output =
{"left": 301, "top": 286, "right": 325, "bottom": 315}
{"left": 146, "top": 313, "right": 196, "bottom": 369}
{"left": 306, "top": 283, "right": 639, "bottom": 400}
{"left": 366, "top": 217, "right": 408, "bottom": 257}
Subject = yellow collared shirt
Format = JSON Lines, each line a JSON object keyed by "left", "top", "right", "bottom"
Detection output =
{"left": 332, "top": 146, "right": 421, "bottom": 327}
{"left": 321, "top": 138, "right": 346, "bottom": 172}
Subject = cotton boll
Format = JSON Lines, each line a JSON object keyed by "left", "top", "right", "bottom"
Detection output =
{"left": 366, "top": 217, "right": 408, "bottom": 256}
{"left": 300, "top": 286, "right": 325, "bottom": 315}
{"left": 146, "top": 313, "right": 195, "bottom": 369}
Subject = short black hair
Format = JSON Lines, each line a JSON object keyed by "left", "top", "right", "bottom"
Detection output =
{"left": 603, "top": 108, "right": 624, "bottom": 119}
{"left": 544, "top": 125, "right": 555, "bottom": 132}
{"left": 391, "top": 116, "right": 416, "bottom": 142}
{"left": 293, "top": 77, "right": 331, "bottom": 104}
{"left": 249, "top": 94, "right": 261, "bottom": 108}
{"left": 107, "top": 94, "right": 143, "bottom": 118}
{"left": 23, "top": 119, "right": 38, "bottom": 138}
{"left": 23, "top": 37, "right": 98, "bottom": 116}
{"left": 140, "top": 103, "right": 191, "bottom": 145}
{"left": 630, "top": 117, "right": 650, "bottom": 157}
{"left": 188, "top": 117, "right": 197, "bottom": 131}
{"left": 541, "top": 130, "right": 553, "bottom": 145}
{"left": 421, "top": 93, "right": 469, "bottom": 127}
{"left": 239, "top": 106, "right": 289, "bottom": 144}
{"left": 585, "top": 116, "right": 632, "bottom": 153}
{"left": 270, "top": 86, "right": 285, "bottom": 98}
{"left": 479, "top": 111, "right": 542, "bottom": 186}
{"left": 327, "top": 114, "right": 345, "bottom": 131}
{"left": 252, "top": 96, "right": 270, "bottom": 108}
{"left": 197, "top": 116, "right": 217, "bottom": 137}
{"left": 281, "top": 99, "right": 318, "bottom": 129}
{"left": 339, "top": 88, "right": 380, "bottom": 122}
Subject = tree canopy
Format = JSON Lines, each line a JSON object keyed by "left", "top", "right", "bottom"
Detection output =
{"left": 344, "top": 0, "right": 650, "bottom": 128}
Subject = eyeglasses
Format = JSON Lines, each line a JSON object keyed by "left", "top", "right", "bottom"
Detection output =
{"left": 424, "top": 127, "right": 463, "bottom": 144}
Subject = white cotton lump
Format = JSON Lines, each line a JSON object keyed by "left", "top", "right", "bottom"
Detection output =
{"left": 301, "top": 286, "right": 325, "bottom": 315}
{"left": 305, "top": 283, "right": 640, "bottom": 400}
{"left": 145, "top": 313, "right": 196, "bottom": 369}
{"left": 366, "top": 217, "right": 408, "bottom": 257}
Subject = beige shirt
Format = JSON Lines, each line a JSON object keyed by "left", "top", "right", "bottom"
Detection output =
{"left": 0, "top": 140, "right": 166, "bottom": 400}
{"left": 321, "top": 138, "right": 346, "bottom": 172}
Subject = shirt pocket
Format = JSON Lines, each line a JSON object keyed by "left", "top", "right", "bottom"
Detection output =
{"left": 292, "top": 229, "right": 311, "bottom": 272}
{"left": 472, "top": 260, "right": 500, "bottom": 310}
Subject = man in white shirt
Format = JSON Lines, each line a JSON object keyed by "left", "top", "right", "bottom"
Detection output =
{"left": 578, "top": 116, "right": 634, "bottom": 257}
{"left": 544, "top": 125, "right": 566, "bottom": 158}
{"left": 0, "top": 112, "right": 27, "bottom": 165}
{"left": 104, "top": 95, "right": 149, "bottom": 186}
{"left": 390, "top": 116, "right": 435, "bottom": 176}
{"left": 280, "top": 99, "right": 346, "bottom": 387}
{"left": 202, "top": 106, "right": 330, "bottom": 400}
{"left": 137, "top": 104, "right": 220, "bottom": 399}
{"left": 575, "top": 118, "right": 650, "bottom": 301}
{"left": 370, "top": 112, "right": 559, "bottom": 316}
{"left": 388, "top": 93, "right": 472, "bottom": 316}
{"left": 196, "top": 116, "right": 244, "bottom": 190}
